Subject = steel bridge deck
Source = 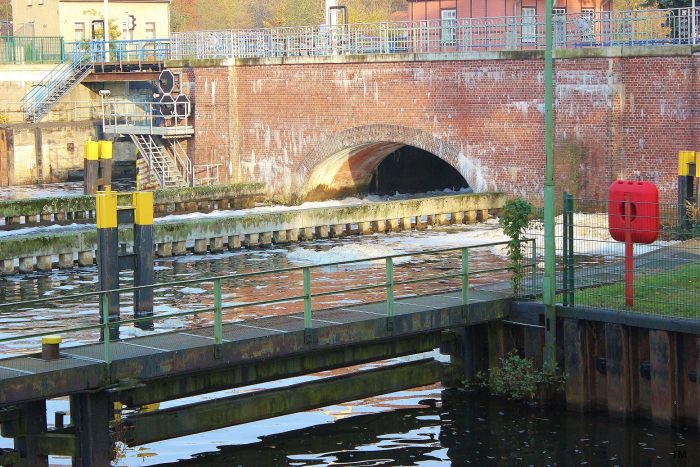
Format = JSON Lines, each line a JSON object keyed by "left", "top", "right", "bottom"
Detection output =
{"left": 0, "top": 288, "right": 511, "bottom": 406}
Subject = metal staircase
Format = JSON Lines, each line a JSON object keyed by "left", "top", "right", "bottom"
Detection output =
{"left": 131, "top": 134, "right": 192, "bottom": 188}
{"left": 21, "top": 48, "right": 94, "bottom": 122}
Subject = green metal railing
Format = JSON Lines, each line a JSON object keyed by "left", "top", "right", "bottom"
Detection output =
{"left": 0, "top": 240, "right": 536, "bottom": 365}
{"left": 559, "top": 193, "right": 699, "bottom": 318}
{"left": 0, "top": 36, "right": 64, "bottom": 64}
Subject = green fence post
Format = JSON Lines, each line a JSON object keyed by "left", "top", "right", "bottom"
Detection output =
{"left": 531, "top": 239, "right": 537, "bottom": 298}
{"left": 386, "top": 257, "right": 394, "bottom": 318}
{"left": 101, "top": 293, "right": 112, "bottom": 364}
{"left": 563, "top": 192, "right": 569, "bottom": 306}
{"left": 303, "top": 267, "right": 312, "bottom": 330}
{"left": 567, "top": 194, "right": 575, "bottom": 306}
{"left": 461, "top": 247, "right": 469, "bottom": 306}
{"left": 214, "top": 278, "right": 223, "bottom": 347}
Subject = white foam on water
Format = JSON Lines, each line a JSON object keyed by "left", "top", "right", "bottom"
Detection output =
{"left": 288, "top": 243, "right": 412, "bottom": 267}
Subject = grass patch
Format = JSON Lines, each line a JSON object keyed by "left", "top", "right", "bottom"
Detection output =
{"left": 566, "top": 262, "right": 700, "bottom": 318}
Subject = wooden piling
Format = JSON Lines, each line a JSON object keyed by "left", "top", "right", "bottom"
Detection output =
{"left": 605, "top": 323, "right": 633, "bottom": 418}
{"left": 649, "top": 330, "right": 679, "bottom": 427}
{"left": 564, "top": 319, "right": 595, "bottom": 412}
{"left": 71, "top": 392, "right": 112, "bottom": 467}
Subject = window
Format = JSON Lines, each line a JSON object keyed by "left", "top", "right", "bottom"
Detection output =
{"left": 579, "top": 8, "right": 595, "bottom": 42}
{"left": 27, "top": 0, "right": 32, "bottom": 6}
{"left": 521, "top": 7, "right": 537, "bottom": 44}
{"left": 553, "top": 8, "right": 566, "bottom": 46}
{"left": 146, "top": 22, "right": 156, "bottom": 40}
{"left": 441, "top": 9, "right": 457, "bottom": 45}
{"left": 74, "top": 22, "right": 85, "bottom": 41}
{"left": 38, "top": 0, "right": 44, "bottom": 5}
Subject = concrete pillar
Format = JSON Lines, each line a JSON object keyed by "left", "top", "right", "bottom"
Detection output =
{"left": 217, "top": 199, "right": 229, "bottom": 210}
{"left": 387, "top": 219, "right": 399, "bottom": 231}
{"left": 477, "top": 209, "right": 489, "bottom": 222}
{"left": 210, "top": 237, "right": 225, "bottom": 253}
{"left": 1, "top": 259, "right": 14, "bottom": 274}
{"left": 245, "top": 233, "right": 259, "bottom": 248}
{"left": 40, "top": 213, "right": 52, "bottom": 223}
{"left": 7, "top": 216, "right": 20, "bottom": 225}
{"left": 371, "top": 220, "right": 386, "bottom": 233}
{"left": 173, "top": 241, "right": 188, "bottom": 256}
{"left": 19, "top": 257, "right": 34, "bottom": 273}
{"left": 358, "top": 222, "right": 372, "bottom": 235}
{"left": 273, "top": 230, "right": 288, "bottom": 244}
{"left": 261, "top": 232, "right": 273, "bottom": 247}
{"left": 55, "top": 212, "right": 66, "bottom": 222}
{"left": 36, "top": 255, "right": 52, "bottom": 272}
{"left": 58, "top": 253, "right": 74, "bottom": 269}
{"left": 157, "top": 242, "right": 173, "bottom": 257}
{"left": 401, "top": 217, "right": 412, "bottom": 230}
{"left": 75, "top": 211, "right": 86, "bottom": 220}
{"left": 330, "top": 224, "right": 344, "bottom": 238}
{"left": 78, "top": 251, "right": 93, "bottom": 266}
{"left": 436, "top": 213, "right": 449, "bottom": 226}
{"left": 316, "top": 226, "right": 329, "bottom": 239}
{"left": 287, "top": 229, "right": 299, "bottom": 242}
{"left": 194, "top": 239, "right": 208, "bottom": 254}
{"left": 300, "top": 227, "right": 314, "bottom": 241}
{"left": 465, "top": 211, "right": 477, "bottom": 223}
{"left": 451, "top": 212, "right": 464, "bottom": 224}
{"left": 228, "top": 235, "right": 241, "bottom": 250}
{"left": 186, "top": 202, "right": 197, "bottom": 212}
{"left": 415, "top": 216, "right": 427, "bottom": 230}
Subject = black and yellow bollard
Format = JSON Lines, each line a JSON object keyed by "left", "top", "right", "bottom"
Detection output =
{"left": 96, "top": 189, "right": 120, "bottom": 340}
{"left": 41, "top": 335, "right": 61, "bottom": 360}
{"left": 133, "top": 191, "right": 155, "bottom": 331}
{"left": 98, "top": 140, "right": 113, "bottom": 192}
{"left": 678, "top": 151, "right": 698, "bottom": 229}
{"left": 83, "top": 140, "right": 99, "bottom": 195}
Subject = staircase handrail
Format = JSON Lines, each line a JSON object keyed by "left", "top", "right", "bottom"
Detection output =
{"left": 172, "top": 140, "right": 193, "bottom": 185}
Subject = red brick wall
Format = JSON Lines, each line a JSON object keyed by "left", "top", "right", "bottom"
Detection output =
{"left": 178, "top": 54, "right": 697, "bottom": 204}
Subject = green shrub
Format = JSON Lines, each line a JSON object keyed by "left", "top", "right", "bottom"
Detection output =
{"left": 477, "top": 351, "right": 564, "bottom": 401}
{"left": 499, "top": 198, "right": 533, "bottom": 293}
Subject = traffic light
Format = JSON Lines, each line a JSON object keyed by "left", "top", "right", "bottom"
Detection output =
{"left": 128, "top": 15, "right": 136, "bottom": 32}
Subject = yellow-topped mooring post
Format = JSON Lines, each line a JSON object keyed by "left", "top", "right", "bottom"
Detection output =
{"left": 96, "top": 189, "right": 120, "bottom": 340}
{"left": 98, "top": 140, "right": 113, "bottom": 192}
{"left": 678, "top": 151, "right": 698, "bottom": 229}
{"left": 133, "top": 191, "right": 155, "bottom": 331}
{"left": 84, "top": 139, "right": 100, "bottom": 195}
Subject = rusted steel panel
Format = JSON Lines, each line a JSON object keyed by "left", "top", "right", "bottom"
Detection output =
{"left": 678, "top": 334, "right": 697, "bottom": 425}
{"left": 126, "top": 359, "right": 441, "bottom": 446}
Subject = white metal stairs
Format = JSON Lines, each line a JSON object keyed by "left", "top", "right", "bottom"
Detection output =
{"left": 21, "top": 49, "right": 94, "bottom": 122}
{"left": 131, "top": 134, "right": 192, "bottom": 189}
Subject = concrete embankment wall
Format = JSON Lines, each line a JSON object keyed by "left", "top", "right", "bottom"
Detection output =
{"left": 0, "top": 192, "right": 504, "bottom": 274}
{"left": 0, "top": 183, "right": 264, "bottom": 225}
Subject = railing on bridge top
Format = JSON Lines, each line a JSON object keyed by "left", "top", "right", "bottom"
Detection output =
{"left": 0, "top": 240, "right": 535, "bottom": 365}
{"left": 0, "top": 36, "right": 64, "bottom": 64}
{"left": 170, "top": 7, "right": 700, "bottom": 60}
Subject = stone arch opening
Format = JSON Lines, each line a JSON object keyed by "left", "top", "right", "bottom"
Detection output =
{"left": 296, "top": 125, "right": 487, "bottom": 202}
{"left": 368, "top": 145, "right": 469, "bottom": 195}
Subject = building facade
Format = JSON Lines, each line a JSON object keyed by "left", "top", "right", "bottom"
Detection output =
{"left": 407, "top": 0, "right": 611, "bottom": 21}
{"left": 10, "top": 0, "right": 170, "bottom": 40}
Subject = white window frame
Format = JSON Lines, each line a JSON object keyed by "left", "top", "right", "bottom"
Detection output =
{"left": 441, "top": 9, "right": 457, "bottom": 45}
{"left": 521, "top": 7, "right": 537, "bottom": 44}
{"left": 74, "top": 22, "right": 86, "bottom": 41}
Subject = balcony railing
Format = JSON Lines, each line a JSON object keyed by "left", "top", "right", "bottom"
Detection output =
{"left": 171, "top": 7, "right": 700, "bottom": 60}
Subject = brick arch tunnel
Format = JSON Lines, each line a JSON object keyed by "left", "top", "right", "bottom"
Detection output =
{"left": 295, "top": 125, "right": 491, "bottom": 201}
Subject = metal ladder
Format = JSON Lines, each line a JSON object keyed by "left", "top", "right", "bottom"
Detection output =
{"left": 131, "top": 134, "right": 190, "bottom": 189}
{"left": 21, "top": 48, "right": 94, "bottom": 123}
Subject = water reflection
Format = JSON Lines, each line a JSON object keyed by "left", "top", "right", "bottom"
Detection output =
{"left": 149, "top": 390, "right": 697, "bottom": 466}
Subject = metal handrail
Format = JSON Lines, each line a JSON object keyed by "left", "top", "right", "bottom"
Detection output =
{"left": 0, "top": 239, "right": 537, "bottom": 364}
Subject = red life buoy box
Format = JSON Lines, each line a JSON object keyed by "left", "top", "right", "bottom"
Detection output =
{"left": 608, "top": 180, "right": 659, "bottom": 244}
